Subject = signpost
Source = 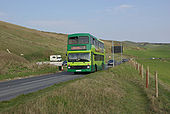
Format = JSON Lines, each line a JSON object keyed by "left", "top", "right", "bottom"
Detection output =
{"left": 112, "top": 41, "right": 114, "bottom": 67}
{"left": 111, "top": 42, "right": 123, "bottom": 66}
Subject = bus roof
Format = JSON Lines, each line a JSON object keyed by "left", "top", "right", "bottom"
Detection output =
{"left": 68, "top": 33, "right": 104, "bottom": 43}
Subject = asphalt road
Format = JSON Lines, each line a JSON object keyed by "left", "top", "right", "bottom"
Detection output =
{"left": 0, "top": 72, "right": 85, "bottom": 101}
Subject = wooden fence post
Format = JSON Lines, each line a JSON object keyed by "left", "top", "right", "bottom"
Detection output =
{"left": 147, "top": 66, "right": 149, "bottom": 85}
{"left": 137, "top": 63, "right": 139, "bottom": 71}
{"left": 139, "top": 64, "right": 141, "bottom": 75}
{"left": 155, "top": 72, "right": 158, "bottom": 97}
{"left": 146, "top": 66, "right": 149, "bottom": 88}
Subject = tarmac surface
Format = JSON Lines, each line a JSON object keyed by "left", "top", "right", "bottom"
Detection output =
{"left": 0, "top": 72, "right": 85, "bottom": 101}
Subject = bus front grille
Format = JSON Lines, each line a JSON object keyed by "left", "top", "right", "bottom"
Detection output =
{"left": 70, "top": 66, "right": 87, "bottom": 69}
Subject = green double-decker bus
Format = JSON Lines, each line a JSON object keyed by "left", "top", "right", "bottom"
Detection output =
{"left": 67, "top": 33, "right": 105, "bottom": 73}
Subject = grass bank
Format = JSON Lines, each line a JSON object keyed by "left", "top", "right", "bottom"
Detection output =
{"left": 0, "top": 51, "right": 58, "bottom": 80}
{"left": 0, "top": 21, "right": 67, "bottom": 80}
{"left": 137, "top": 59, "right": 170, "bottom": 85}
{"left": 0, "top": 63, "right": 169, "bottom": 113}
{"left": 124, "top": 44, "right": 170, "bottom": 85}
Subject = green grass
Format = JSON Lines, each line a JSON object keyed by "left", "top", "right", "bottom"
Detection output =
{"left": 0, "top": 21, "right": 68, "bottom": 80}
{"left": 0, "top": 64, "right": 58, "bottom": 80}
{"left": 0, "top": 63, "right": 169, "bottom": 113}
{"left": 137, "top": 59, "right": 170, "bottom": 85}
{"left": 0, "top": 21, "right": 68, "bottom": 61}
{"left": 125, "top": 47, "right": 170, "bottom": 58}
{"left": 124, "top": 43, "right": 170, "bottom": 85}
{"left": 0, "top": 51, "right": 58, "bottom": 80}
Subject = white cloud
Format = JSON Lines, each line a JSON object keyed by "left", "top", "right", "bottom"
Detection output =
{"left": 118, "top": 4, "right": 134, "bottom": 9}
{"left": 97, "top": 4, "right": 134, "bottom": 15}
{"left": 114, "top": 4, "right": 134, "bottom": 12}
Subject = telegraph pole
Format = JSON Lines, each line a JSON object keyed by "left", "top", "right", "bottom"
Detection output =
{"left": 121, "top": 42, "right": 122, "bottom": 63}
{"left": 112, "top": 41, "right": 114, "bottom": 67}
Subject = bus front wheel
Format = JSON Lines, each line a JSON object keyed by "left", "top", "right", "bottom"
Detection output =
{"left": 74, "top": 72, "right": 78, "bottom": 74}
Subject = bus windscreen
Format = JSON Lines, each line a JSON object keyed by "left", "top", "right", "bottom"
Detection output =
{"left": 68, "top": 53, "right": 90, "bottom": 62}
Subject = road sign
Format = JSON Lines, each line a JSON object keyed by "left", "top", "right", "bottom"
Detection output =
{"left": 111, "top": 46, "right": 123, "bottom": 53}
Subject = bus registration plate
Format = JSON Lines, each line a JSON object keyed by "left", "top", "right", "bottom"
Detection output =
{"left": 76, "top": 70, "right": 81, "bottom": 72}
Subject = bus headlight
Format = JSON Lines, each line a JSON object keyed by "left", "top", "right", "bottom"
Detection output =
{"left": 68, "top": 64, "right": 70, "bottom": 69}
{"left": 87, "top": 64, "right": 90, "bottom": 69}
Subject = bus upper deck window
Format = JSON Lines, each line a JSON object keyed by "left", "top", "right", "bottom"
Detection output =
{"left": 69, "top": 37, "right": 78, "bottom": 44}
{"left": 79, "top": 36, "right": 89, "bottom": 44}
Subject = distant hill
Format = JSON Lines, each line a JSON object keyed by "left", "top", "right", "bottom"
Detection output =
{"left": 0, "top": 21, "right": 68, "bottom": 61}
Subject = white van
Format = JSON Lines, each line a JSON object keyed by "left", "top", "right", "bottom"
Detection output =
{"left": 50, "top": 55, "right": 62, "bottom": 62}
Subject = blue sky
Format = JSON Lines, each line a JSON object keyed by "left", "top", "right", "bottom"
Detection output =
{"left": 0, "top": 0, "right": 170, "bottom": 43}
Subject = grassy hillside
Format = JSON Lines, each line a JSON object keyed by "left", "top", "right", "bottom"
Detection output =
{"left": 103, "top": 39, "right": 170, "bottom": 85}
{"left": 0, "top": 63, "right": 169, "bottom": 113}
{"left": 124, "top": 43, "right": 170, "bottom": 58}
{"left": 102, "top": 39, "right": 170, "bottom": 86}
{"left": 0, "top": 21, "right": 67, "bottom": 61}
{"left": 0, "top": 21, "right": 67, "bottom": 80}
{"left": 123, "top": 43, "right": 170, "bottom": 85}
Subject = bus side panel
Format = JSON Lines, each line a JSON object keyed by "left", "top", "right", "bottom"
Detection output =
{"left": 91, "top": 52, "right": 95, "bottom": 72}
